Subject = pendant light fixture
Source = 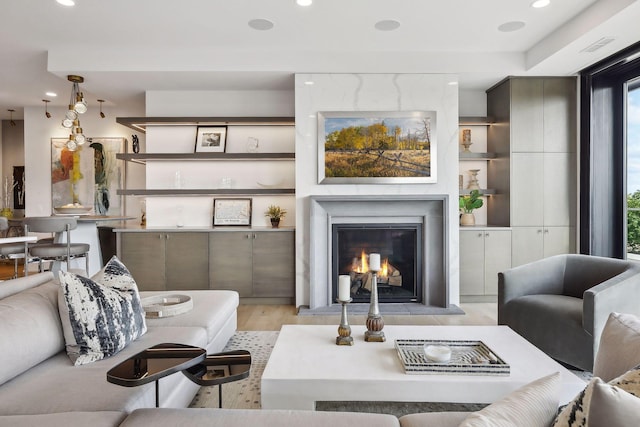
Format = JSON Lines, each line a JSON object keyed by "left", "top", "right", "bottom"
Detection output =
{"left": 43, "top": 99, "right": 51, "bottom": 118}
{"left": 98, "top": 99, "right": 105, "bottom": 118}
{"left": 7, "top": 109, "right": 16, "bottom": 127}
{"left": 63, "top": 75, "right": 88, "bottom": 151}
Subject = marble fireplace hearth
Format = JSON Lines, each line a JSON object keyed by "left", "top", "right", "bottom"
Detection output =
{"left": 304, "top": 195, "right": 462, "bottom": 315}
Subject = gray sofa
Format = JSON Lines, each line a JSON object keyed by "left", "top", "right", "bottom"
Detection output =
{"left": 498, "top": 254, "right": 640, "bottom": 371}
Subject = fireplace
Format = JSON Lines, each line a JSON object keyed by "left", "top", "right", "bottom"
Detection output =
{"left": 332, "top": 224, "right": 422, "bottom": 303}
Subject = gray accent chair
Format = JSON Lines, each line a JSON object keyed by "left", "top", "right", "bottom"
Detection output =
{"left": 498, "top": 254, "right": 640, "bottom": 372}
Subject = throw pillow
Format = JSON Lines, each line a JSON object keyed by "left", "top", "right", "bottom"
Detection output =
{"left": 587, "top": 378, "right": 640, "bottom": 427}
{"left": 593, "top": 312, "right": 640, "bottom": 382}
{"left": 58, "top": 256, "right": 147, "bottom": 366}
{"left": 458, "top": 372, "right": 560, "bottom": 427}
{"left": 552, "top": 365, "right": 640, "bottom": 426}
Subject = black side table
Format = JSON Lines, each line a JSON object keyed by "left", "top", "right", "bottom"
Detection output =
{"left": 182, "top": 350, "right": 252, "bottom": 408}
{"left": 107, "top": 343, "right": 206, "bottom": 407}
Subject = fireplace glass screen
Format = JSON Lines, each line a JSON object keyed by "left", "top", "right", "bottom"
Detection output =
{"left": 332, "top": 224, "right": 422, "bottom": 303}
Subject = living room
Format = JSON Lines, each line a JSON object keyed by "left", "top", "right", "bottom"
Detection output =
{"left": 2, "top": 1, "right": 640, "bottom": 426}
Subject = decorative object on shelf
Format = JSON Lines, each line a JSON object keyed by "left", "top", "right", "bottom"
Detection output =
{"left": 195, "top": 126, "right": 227, "bottom": 153}
{"left": 131, "top": 134, "right": 140, "bottom": 153}
{"left": 213, "top": 198, "right": 252, "bottom": 226}
{"left": 51, "top": 137, "right": 125, "bottom": 215}
{"left": 459, "top": 189, "right": 484, "bottom": 226}
{"left": 140, "top": 199, "right": 146, "bottom": 226}
{"left": 336, "top": 275, "right": 353, "bottom": 345}
{"left": 318, "top": 111, "right": 437, "bottom": 184}
{"left": 365, "top": 253, "right": 386, "bottom": 342}
{"left": 424, "top": 344, "right": 452, "bottom": 363}
{"left": 461, "top": 128, "right": 472, "bottom": 152}
{"left": 61, "top": 75, "right": 89, "bottom": 151}
{"left": 246, "top": 137, "right": 260, "bottom": 153}
{"left": 2, "top": 175, "right": 17, "bottom": 217}
{"left": 459, "top": 174, "right": 463, "bottom": 190}
{"left": 467, "top": 169, "right": 480, "bottom": 190}
{"left": 265, "top": 204, "right": 287, "bottom": 228}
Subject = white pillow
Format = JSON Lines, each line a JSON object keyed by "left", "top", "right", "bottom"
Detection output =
{"left": 587, "top": 378, "right": 640, "bottom": 427}
{"left": 459, "top": 372, "right": 560, "bottom": 427}
{"left": 593, "top": 312, "right": 640, "bottom": 382}
{"left": 58, "top": 256, "right": 146, "bottom": 365}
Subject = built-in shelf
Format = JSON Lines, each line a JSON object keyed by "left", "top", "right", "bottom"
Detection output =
{"left": 116, "top": 116, "right": 295, "bottom": 133}
{"left": 459, "top": 116, "right": 494, "bottom": 126}
{"left": 459, "top": 189, "right": 496, "bottom": 196}
{"left": 118, "top": 188, "right": 295, "bottom": 196}
{"left": 459, "top": 152, "right": 496, "bottom": 160}
{"left": 117, "top": 152, "right": 295, "bottom": 165}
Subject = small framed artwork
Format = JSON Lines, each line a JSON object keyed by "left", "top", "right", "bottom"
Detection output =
{"left": 213, "top": 198, "right": 252, "bottom": 226}
{"left": 195, "top": 126, "right": 227, "bottom": 153}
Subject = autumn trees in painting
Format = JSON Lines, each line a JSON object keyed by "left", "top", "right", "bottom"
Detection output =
{"left": 321, "top": 113, "right": 435, "bottom": 180}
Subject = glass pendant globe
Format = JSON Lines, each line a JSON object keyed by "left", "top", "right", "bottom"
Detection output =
{"left": 74, "top": 97, "right": 88, "bottom": 114}
{"left": 66, "top": 139, "right": 77, "bottom": 151}
{"left": 65, "top": 109, "right": 78, "bottom": 120}
{"left": 62, "top": 118, "right": 74, "bottom": 128}
{"left": 75, "top": 133, "right": 86, "bottom": 145}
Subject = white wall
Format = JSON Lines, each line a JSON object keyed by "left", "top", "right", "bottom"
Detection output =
{"left": 294, "top": 73, "right": 461, "bottom": 307}
{"left": 24, "top": 102, "right": 144, "bottom": 217}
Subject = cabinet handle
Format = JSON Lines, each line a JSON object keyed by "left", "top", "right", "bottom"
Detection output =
{"left": 544, "top": 229, "right": 549, "bottom": 234}
{"left": 537, "top": 229, "right": 543, "bottom": 234}
{"left": 245, "top": 234, "right": 250, "bottom": 239}
{"left": 478, "top": 233, "right": 483, "bottom": 237}
{"left": 485, "top": 233, "right": 490, "bottom": 237}
{"left": 253, "top": 234, "right": 257, "bottom": 239}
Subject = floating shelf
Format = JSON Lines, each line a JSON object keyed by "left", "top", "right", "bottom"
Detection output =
{"left": 118, "top": 188, "right": 295, "bottom": 196}
{"left": 116, "top": 116, "right": 295, "bottom": 133}
{"left": 458, "top": 116, "right": 494, "bottom": 126}
{"left": 459, "top": 152, "right": 497, "bottom": 160}
{"left": 117, "top": 152, "right": 295, "bottom": 165}
{"left": 459, "top": 189, "right": 496, "bottom": 196}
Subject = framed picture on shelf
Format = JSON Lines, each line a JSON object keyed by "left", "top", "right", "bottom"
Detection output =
{"left": 213, "top": 198, "right": 252, "bottom": 226}
{"left": 195, "top": 126, "right": 227, "bottom": 153}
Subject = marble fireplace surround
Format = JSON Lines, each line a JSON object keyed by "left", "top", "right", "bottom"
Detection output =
{"left": 309, "top": 195, "right": 450, "bottom": 310}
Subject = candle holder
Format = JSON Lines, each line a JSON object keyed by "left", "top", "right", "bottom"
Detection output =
{"left": 336, "top": 298, "right": 354, "bottom": 346}
{"left": 365, "top": 271, "right": 386, "bottom": 342}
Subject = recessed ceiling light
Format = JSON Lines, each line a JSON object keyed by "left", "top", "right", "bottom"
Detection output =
{"left": 374, "top": 20, "right": 401, "bottom": 32}
{"left": 531, "top": 0, "right": 550, "bottom": 8}
{"left": 56, "top": 0, "right": 75, "bottom": 6}
{"left": 248, "top": 19, "right": 274, "bottom": 31}
{"left": 296, "top": 0, "right": 312, "bottom": 6}
{"left": 498, "top": 21, "right": 526, "bottom": 32}
{"left": 448, "top": 81, "right": 458, "bottom": 86}
{"left": 304, "top": 81, "right": 314, "bottom": 85}
{"left": 46, "top": 92, "right": 57, "bottom": 97}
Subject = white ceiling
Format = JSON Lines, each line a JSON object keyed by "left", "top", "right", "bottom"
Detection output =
{"left": 1, "top": 0, "right": 639, "bottom": 119}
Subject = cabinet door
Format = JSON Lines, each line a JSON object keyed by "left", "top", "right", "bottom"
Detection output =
{"left": 165, "top": 232, "right": 209, "bottom": 290}
{"left": 459, "top": 230, "right": 485, "bottom": 296}
{"left": 543, "top": 78, "right": 576, "bottom": 153}
{"left": 511, "top": 153, "right": 544, "bottom": 226}
{"left": 119, "top": 233, "right": 166, "bottom": 291}
{"left": 252, "top": 231, "right": 295, "bottom": 297}
{"left": 483, "top": 230, "right": 511, "bottom": 295}
{"left": 511, "top": 227, "right": 544, "bottom": 267}
{"left": 209, "top": 232, "right": 253, "bottom": 297}
{"left": 511, "top": 79, "right": 544, "bottom": 152}
{"left": 543, "top": 153, "right": 575, "bottom": 227}
{"left": 543, "top": 227, "right": 575, "bottom": 258}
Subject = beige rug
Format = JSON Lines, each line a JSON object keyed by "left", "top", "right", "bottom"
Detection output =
{"left": 189, "top": 331, "right": 279, "bottom": 409}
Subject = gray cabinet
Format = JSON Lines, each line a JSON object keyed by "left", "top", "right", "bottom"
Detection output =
{"left": 119, "top": 232, "right": 209, "bottom": 291}
{"left": 209, "top": 230, "right": 294, "bottom": 299}
{"left": 460, "top": 229, "right": 511, "bottom": 296}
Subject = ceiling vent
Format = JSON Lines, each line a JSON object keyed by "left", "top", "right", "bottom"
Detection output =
{"left": 580, "top": 37, "right": 616, "bottom": 53}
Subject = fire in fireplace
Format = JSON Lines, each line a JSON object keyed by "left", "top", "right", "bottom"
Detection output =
{"left": 332, "top": 224, "right": 422, "bottom": 303}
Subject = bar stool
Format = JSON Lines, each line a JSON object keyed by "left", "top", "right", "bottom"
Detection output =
{"left": 0, "top": 217, "right": 28, "bottom": 279}
{"left": 24, "top": 217, "right": 90, "bottom": 275}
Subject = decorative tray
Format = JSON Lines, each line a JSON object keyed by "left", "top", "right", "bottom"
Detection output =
{"left": 141, "top": 294, "right": 193, "bottom": 318}
{"left": 394, "top": 339, "right": 510, "bottom": 376}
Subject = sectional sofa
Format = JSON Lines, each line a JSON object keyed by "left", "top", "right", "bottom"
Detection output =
{"left": 1, "top": 271, "right": 639, "bottom": 427}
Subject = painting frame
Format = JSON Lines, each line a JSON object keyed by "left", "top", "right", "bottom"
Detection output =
{"left": 317, "top": 111, "right": 437, "bottom": 184}
{"left": 195, "top": 126, "right": 227, "bottom": 153}
{"left": 213, "top": 198, "right": 252, "bottom": 226}
{"left": 51, "top": 137, "right": 126, "bottom": 216}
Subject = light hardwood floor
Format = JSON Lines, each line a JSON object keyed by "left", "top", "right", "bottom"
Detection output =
{"left": 237, "top": 303, "right": 498, "bottom": 331}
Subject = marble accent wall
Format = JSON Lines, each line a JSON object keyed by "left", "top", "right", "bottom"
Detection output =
{"left": 295, "top": 73, "right": 460, "bottom": 308}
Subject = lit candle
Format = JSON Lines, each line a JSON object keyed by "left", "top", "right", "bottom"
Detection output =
{"left": 369, "top": 253, "right": 381, "bottom": 271}
{"left": 338, "top": 275, "right": 351, "bottom": 301}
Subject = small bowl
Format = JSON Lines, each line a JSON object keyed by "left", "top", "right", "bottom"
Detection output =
{"left": 54, "top": 205, "right": 93, "bottom": 215}
{"left": 424, "top": 344, "right": 452, "bottom": 363}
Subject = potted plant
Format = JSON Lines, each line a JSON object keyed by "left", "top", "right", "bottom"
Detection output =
{"left": 459, "top": 190, "right": 483, "bottom": 226}
{"left": 265, "top": 205, "right": 287, "bottom": 228}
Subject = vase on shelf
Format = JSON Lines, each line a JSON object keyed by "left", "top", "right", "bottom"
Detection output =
{"left": 460, "top": 213, "right": 475, "bottom": 226}
{"left": 270, "top": 218, "right": 280, "bottom": 228}
{"left": 467, "top": 169, "right": 480, "bottom": 190}
{"left": 461, "top": 129, "right": 472, "bottom": 152}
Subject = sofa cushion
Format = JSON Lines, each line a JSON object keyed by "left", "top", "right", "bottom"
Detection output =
{"left": 0, "top": 412, "right": 126, "bottom": 427}
{"left": 0, "top": 272, "right": 54, "bottom": 300}
{"left": 398, "top": 412, "right": 470, "bottom": 427}
{"left": 0, "top": 325, "right": 207, "bottom": 415}
{"left": 587, "top": 377, "right": 640, "bottom": 426}
{"left": 58, "top": 257, "right": 147, "bottom": 365}
{"left": 593, "top": 312, "right": 640, "bottom": 382}
{"left": 120, "top": 408, "right": 401, "bottom": 427}
{"left": 552, "top": 365, "right": 640, "bottom": 426}
{"left": 0, "top": 281, "right": 64, "bottom": 386}
{"left": 458, "top": 372, "right": 560, "bottom": 427}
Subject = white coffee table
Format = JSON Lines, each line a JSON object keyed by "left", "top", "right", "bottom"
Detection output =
{"left": 261, "top": 325, "right": 586, "bottom": 410}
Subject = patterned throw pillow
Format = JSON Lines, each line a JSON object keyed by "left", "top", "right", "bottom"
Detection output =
{"left": 58, "top": 257, "right": 147, "bottom": 366}
{"left": 552, "top": 365, "right": 640, "bottom": 426}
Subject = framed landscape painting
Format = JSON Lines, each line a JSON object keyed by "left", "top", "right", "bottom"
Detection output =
{"left": 318, "top": 111, "right": 437, "bottom": 184}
